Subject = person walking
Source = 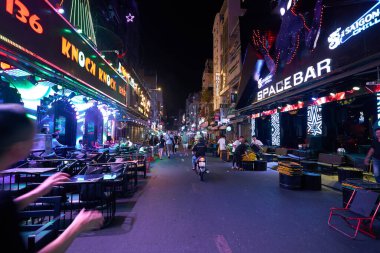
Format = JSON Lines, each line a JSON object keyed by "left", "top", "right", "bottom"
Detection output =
{"left": 217, "top": 134, "right": 227, "bottom": 161}
{"left": 181, "top": 133, "right": 189, "bottom": 156}
{"left": 165, "top": 132, "right": 173, "bottom": 158}
{"left": 158, "top": 134, "right": 166, "bottom": 160}
{"left": 174, "top": 133, "right": 179, "bottom": 153}
{"left": 231, "top": 135, "right": 241, "bottom": 169}
{"left": 365, "top": 127, "right": 380, "bottom": 182}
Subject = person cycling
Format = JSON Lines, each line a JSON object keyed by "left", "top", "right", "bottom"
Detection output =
{"left": 192, "top": 138, "right": 207, "bottom": 170}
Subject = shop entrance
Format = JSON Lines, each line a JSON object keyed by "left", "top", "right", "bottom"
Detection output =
{"left": 281, "top": 108, "right": 307, "bottom": 149}
{"left": 84, "top": 106, "right": 103, "bottom": 147}
{"left": 38, "top": 99, "right": 76, "bottom": 146}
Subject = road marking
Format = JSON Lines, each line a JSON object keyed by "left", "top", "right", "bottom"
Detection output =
{"left": 215, "top": 235, "right": 233, "bottom": 253}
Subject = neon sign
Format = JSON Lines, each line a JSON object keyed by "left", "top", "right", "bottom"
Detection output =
{"left": 126, "top": 13, "right": 135, "bottom": 23}
{"left": 0, "top": 0, "right": 128, "bottom": 105}
{"left": 5, "top": 0, "right": 43, "bottom": 34}
{"left": 257, "top": 58, "right": 331, "bottom": 101}
{"left": 328, "top": 1, "right": 380, "bottom": 50}
{"left": 61, "top": 36, "right": 118, "bottom": 92}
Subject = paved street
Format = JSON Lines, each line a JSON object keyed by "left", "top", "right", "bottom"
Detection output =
{"left": 68, "top": 155, "right": 380, "bottom": 253}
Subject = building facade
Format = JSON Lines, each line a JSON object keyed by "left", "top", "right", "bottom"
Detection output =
{"left": 213, "top": 0, "right": 245, "bottom": 123}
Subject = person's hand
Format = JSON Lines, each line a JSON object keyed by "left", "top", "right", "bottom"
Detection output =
{"left": 364, "top": 157, "right": 370, "bottom": 166}
{"left": 36, "top": 172, "right": 70, "bottom": 196}
{"left": 72, "top": 209, "right": 104, "bottom": 233}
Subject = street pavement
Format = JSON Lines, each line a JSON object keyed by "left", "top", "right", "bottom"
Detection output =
{"left": 67, "top": 154, "right": 380, "bottom": 253}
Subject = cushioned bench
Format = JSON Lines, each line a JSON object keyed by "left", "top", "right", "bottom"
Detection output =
{"left": 262, "top": 148, "right": 288, "bottom": 162}
{"left": 302, "top": 153, "right": 344, "bottom": 174}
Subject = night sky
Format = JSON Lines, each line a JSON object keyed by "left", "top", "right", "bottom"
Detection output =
{"left": 138, "top": 0, "right": 224, "bottom": 117}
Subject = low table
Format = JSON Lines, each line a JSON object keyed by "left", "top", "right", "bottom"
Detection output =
{"left": 254, "top": 160, "right": 267, "bottom": 171}
{"left": 302, "top": 172, "right": 321, "bottom": 191}
{"left": 279, "top": 173, "right": 302, "bottom": 190}
{"left": 300, "top": 160, "right": 318, "bottom": 172}
{"left": 337, "top": 167, "right": 363, "bottom": 183}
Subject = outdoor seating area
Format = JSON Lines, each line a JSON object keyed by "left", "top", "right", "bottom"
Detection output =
{"left": 0, "top": 147, "right": 153, "bottom": 252}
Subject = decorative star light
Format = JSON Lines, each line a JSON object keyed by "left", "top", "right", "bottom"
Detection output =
{"left": 126, "top": 13, "right": 135, "bottom": 23}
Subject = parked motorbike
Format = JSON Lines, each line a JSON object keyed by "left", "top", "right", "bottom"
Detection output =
{"left": 196, "top": 156, "right": 208, "bottom": 181}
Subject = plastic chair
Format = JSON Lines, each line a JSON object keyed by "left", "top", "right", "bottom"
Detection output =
{"left": 328, "top": 189, "right": 380, "bottom": 239}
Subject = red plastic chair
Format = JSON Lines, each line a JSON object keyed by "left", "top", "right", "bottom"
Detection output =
{"left": 328, "top": 189, "right": 380, "bottom": 239}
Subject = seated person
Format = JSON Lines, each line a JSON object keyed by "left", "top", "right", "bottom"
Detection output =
{"left": 52, "top": 133, "right": 66, "bottom": 149}
{"left": 76, "top": 139, "right": 85, "bottom": 150}
{"left": 192, "top": 138, "right": 207, "bottom": 170}
{"left": 235, "top": 137, "right": 248, "bottom": 170}
{"left": 105, "top": 136, "right": 114, "bottom": 147}
{"left": 126, "top": 138, "right": 133, "bottom": 148}
{"left": 250, "top": 135, "right": 263, "bottom": 153}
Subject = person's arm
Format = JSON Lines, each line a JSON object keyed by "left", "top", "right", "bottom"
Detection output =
{"left": 14, "top": 173, "right": 70, "bottom": 210}
{"left": 365, "top": 147, "right": 375, "bottom": 165}
{"left": 39, "top": 209, "right": 103, "bottom": 253}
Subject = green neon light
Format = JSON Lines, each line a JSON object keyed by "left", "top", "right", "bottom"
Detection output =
{"left": 70, "top": 0, "right": 96, "bottom": 45}
{"left": 26, "top": 114, "right": 37, "bottom": 120}
{"left": 62, "top": 28, "right": 72, "bottom": 34}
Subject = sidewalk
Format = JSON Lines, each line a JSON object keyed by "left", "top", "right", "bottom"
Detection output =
{"left": 67, "top": 155, "right": 380, "bottom": 253}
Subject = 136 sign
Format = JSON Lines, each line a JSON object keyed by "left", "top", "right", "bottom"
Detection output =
{"left": 5, "top": 0, "right": 43, "bottom": 34}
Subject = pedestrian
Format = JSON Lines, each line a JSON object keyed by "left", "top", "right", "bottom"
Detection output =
{"left": 181, "top": 133, "right": 189, "bottom": 156}
{"left": 231, "top": 135, "right": 241, "bottom": 169}
{"left": 0, "top": 104, "right": 104, "bottom": 252}
{"left": 365, "top": 127, "right": 380, "bottom": 182}
{"left": 158, "top": 134, "right": 166, "bottom": 160}
{"left": 174, "top": 133, "right": 179, "bottom": 153}
{"left": 234, "top": 136, "right": 248, "bottom": 170}
{"left": 217, "top": 134, "right": 227, "bottom": 161}
{"left": 165, "top": 132, "right": 173, "bottom": 158}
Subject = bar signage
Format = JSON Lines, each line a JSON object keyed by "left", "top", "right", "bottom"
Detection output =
{"left": 328, "top": 1, "right": 380, "bottom": 50}
{"left": 0, "top": 0, "right": 127, "bottom": 105}
{"left": 257, "top": 59, "right": 332, "bottom": 101}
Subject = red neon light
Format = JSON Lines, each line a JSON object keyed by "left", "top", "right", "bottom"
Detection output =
{"left": 251, "top": 113, "right": 260, "bottom": 119}
{"left": 280, "top": 101, "right": 305, "bottom": 112}
{"left": 262, "top": 109, "right": 277, "bottom": 116}
{"left": 312, "top": 92, "right": 346, "bottom": 106}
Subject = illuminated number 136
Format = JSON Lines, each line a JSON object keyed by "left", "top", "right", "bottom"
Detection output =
{"left": 5, "top": 0, "right": 43, "bottom": 34}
